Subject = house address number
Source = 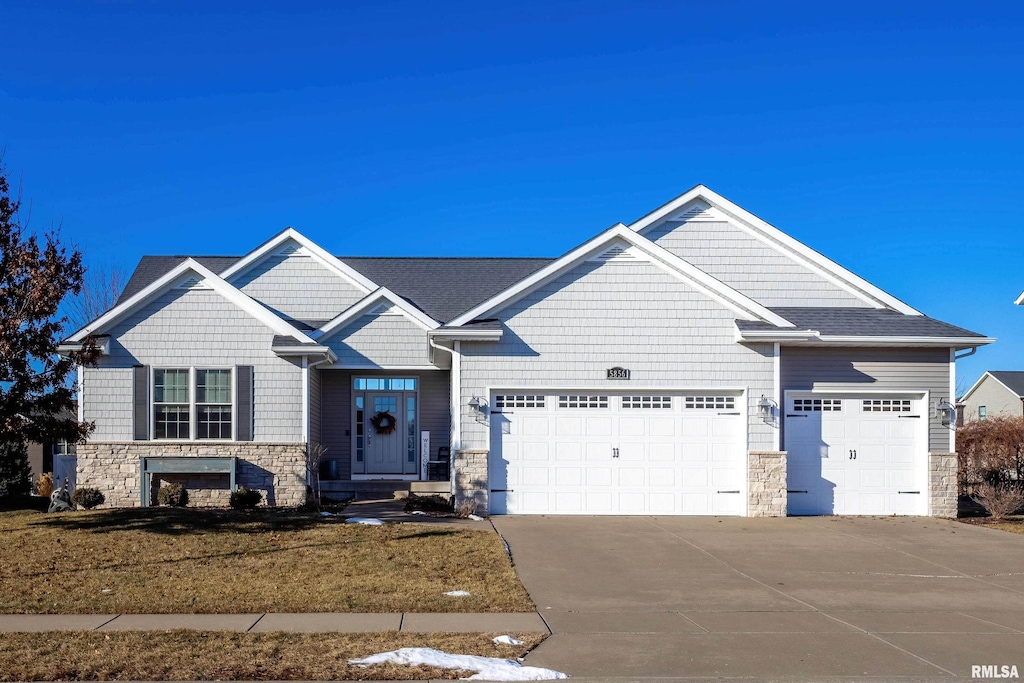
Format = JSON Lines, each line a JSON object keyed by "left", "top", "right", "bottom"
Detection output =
{"left": 606, "top": 367, "right": 630, "bottom": 380}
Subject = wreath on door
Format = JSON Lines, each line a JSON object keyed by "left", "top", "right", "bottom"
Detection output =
{"left": 370, "top": 411, "right": 398, "bottom": 435}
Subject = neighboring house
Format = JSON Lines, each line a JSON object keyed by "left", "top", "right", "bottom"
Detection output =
{"left": 959, "top": 371, "right": 1024, "bottom": 422}
{"left": 60, "top": 185, "right": 992, "bottom": 517}
{"left": 25, "top": 404, "right": 78, "bottom": 489}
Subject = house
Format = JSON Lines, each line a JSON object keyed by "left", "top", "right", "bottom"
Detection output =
{"left": 959, "top": 371, "right": 1024, "bottom": 422}
{"left": 60, "top": 185, "right": 992, "bottom": 516}
{"left": 24, "top": 404, "right": 78, "bottom": 490}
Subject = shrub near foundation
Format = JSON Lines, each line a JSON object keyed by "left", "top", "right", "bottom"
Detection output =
{"left": 229, "top": 487, "right": 262, "bottom": 510}
{"left": 157, "top": 482, "right": 189, "bottom": 507}
{"left": 70, "top": 488, "right": 104, "bottom": 510}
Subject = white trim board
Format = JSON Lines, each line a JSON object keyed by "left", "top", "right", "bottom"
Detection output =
{"left": 960, "top": 371, "right": 1024, "bottom": 403}
{"left": 66, "top": 259, "right": 317, "bottom": 344}
{"left": 220, "top": 227, "right": 377, "bottom": 293}
{"left": 447, "top": 223, "right": 794, "bottom": 329}
{"left": 629, "top": 185, "right": 922, "bottom": 316}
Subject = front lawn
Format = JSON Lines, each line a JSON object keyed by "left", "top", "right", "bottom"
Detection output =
{"left": 959, "top": 515, "right": 1024, "bottom": 535}
{"left": 0, "top": 509, "right": 534, "bottom": 613}
{"left": 0, "top": 630, "right": 546, "bottom": 681}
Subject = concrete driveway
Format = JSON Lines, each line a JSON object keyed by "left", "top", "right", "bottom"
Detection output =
{"left": 493, "top": 516, "right": 1024, "bottom": 681}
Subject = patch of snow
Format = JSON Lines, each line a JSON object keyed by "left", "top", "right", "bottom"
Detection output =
{"left": 468, "top": 514, "right": 484, "bottom": 521}
{"left": 320, "top": 511, "right": 334, "bottom": 517}
{"left": 493, "top": 635, "right": 524, "bottom": 645}
{"left": 349, "top": 647, "right": 568, "bottom": 680}
{"left": 410, "top": 510, "right": 426, "bottom": 515}
{"left": 445, "top": 590, "right": 471, "bottom": 597}
{"left": 101, "top": 589, "right": 113, "bottom": 594}
{"left": 346, "top": 517, "right": 385, "bottom": 525}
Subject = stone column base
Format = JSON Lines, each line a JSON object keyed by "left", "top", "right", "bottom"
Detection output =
{"left": 929, "top": 452, "right": 958, "bottom": 517}
{"left": 454, "top": 449, "right": 489, "bottom": 515}
{"left": 748, "top": 450, "right": 787, "bottom": 517}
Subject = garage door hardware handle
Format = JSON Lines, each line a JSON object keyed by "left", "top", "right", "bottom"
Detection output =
{"left": 786, "top": 414, "right": 807, "bottom": 418}
{"left": 717, "top": 490, "right": 740, "bottom": 494}
{"left": 612, "top": 448, "right": 620, "bottom": 458}
{"left": 788, "top": 490, "right": 809, "bottom": 493}
{"left": 490, "top": 489, "right": 512, "bottom": 493}
{"left": 491, "top": 410, "right": 510, "bottom": 414}
{"left": 718, "top": 411, "right": 741, "bottom": 415}
{"left": 849, "top": 449, "right": 857, "bottom": 459}
{"left": 898, "top": 491, "right": 921, "bottom": 494}
{"left": 898, "top": 415, "right": 921, "bottom": 419}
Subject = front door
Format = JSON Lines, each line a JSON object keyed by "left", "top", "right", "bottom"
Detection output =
{"left": 365, "top": 393, "right": 404, "bottom": 474}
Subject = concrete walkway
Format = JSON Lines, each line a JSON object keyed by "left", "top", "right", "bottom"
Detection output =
{"left": 339, "top": 499, "right": 491, "bottom": 528}
{"left": 0, "top": 611, "right": 549, "bottom": 633}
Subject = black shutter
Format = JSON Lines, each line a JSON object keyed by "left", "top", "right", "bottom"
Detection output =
{"left": 133, "top": 365, "right": 149, "bottom": 440}
{"left": 236, "top": 366, "right": 254, "bottom": 441}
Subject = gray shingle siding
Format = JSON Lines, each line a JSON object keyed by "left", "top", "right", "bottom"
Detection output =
{"left": 458, "top": 260, "right": 776, "bottom": 451}
{"left": 85, "top": 288, "right": 304, "bottom": 442}
{"left": 232, "top": 253, "right": 367, "bottom": 322}
{"left": 321, "top": 313, "right": 436, "bottom": 368}
{"left": 643, "top": 219, "right": 869, "bottom": 308}
{"left": 780, "top": 347, "right": 953, "bottom": 453}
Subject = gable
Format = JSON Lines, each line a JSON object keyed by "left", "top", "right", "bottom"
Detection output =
{"left": 231, "top": 246, "right": 367, "bottom": 323}
{"left": 642, "top": 212, "right": 870, "bottom": 308}
{"left": 319, "top": 309, "right": 433, "bottom": 368}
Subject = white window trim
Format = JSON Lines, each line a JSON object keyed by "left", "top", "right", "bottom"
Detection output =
{"left": 151, "top": 366, "right": 236, "bottom": 441}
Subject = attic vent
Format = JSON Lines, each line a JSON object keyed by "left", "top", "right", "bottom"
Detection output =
{"left": 673, "top": 203, "right": 723, "bottom": 222}
{"left": 275, "top": 243, "right": 307, "bottom": 257}
{"left": 590, "top": 244, "right": 643, "bottom": 262}
{"left": 175, "top": 276, "right": 210, "bottom": 290}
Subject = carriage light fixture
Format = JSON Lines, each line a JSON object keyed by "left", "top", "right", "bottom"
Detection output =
{"left": 757, "top": 395, "right": 777, "bottom": 423}
{"left": 937, "top": 398, "right": 956, "bottom": 427}
{"left": 468, "top": 396, "right": 487, "bottom": 413}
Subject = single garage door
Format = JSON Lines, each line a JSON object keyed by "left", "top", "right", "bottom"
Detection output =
{"left": 785, "top": 395, "right": 927, "bottom": 515}
{"left": 488, "top": 392, "right": 746, "bottom": 515}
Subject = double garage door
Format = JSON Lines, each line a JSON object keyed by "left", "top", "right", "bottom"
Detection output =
{"left": 785, "top": 394, "right": 927, "bottom": 516}
{"left": 488, "top": 391, "right": 745, "bottom": 515}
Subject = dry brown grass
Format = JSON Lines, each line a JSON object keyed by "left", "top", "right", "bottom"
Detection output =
{"left": 0, "top": 630, "right": 546, "bottom": 681}
{"left": 959, "top": 516, "right": 1024, "bottom": 535}
{"left": 0, "top": 509, "right": 534, "bottom": 614}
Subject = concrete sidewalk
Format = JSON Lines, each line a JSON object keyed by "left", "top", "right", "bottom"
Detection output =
{"left": 0, "top": 611, "right": 549, "bottom": 633}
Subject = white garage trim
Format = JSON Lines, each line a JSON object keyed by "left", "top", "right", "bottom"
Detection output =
{"left": 784, "top": 390, "right": 929, "bottom": 516}
{"left": 488, "top": 388, "right": 749, "bottom": 516}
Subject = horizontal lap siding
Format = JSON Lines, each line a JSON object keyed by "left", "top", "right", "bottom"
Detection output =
{"left": 234, "top": 253, "right": 365, "bottom": 322}
{"left": 323, "top": 315, "right": 431, "bottom": 367}
{"left": 319, "top": 369, "right": 450, "bottom": 480}
{"left": 780, "top": 347, "right": 952, "bottom": 452}
{"left": 86, "top": 288, "right": 303, "bottom": 442}
{"left": 459, "top": 260, "right": 775, "bottom": 451}
{"left": 644, "top": 220, "right": 868, "bottom": 308}
{"left": 962, "top": 376, "right": 1024, "bottom": 421}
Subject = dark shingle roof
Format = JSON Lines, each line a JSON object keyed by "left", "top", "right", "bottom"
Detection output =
{"left": 118, "top": 255, "right": 552, "bottom": 323}
{"left": 736, "top": 307, "right": 986, "bottom": 339}
{"left": 988, "top": 371, "right": 1024, "bottom": 397}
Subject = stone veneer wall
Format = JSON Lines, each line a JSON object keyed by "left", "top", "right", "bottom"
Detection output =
{"left": 454, "top": 449, "right": 488, "bottom": 514}
{"left": 929, "top": 452, "right": 958, "bottom": 517}
{"left": 748, "top": 450, "right": 787, "bottom": 517}
{"left": 77, "top": 442, "right": 308, "bottom": 508}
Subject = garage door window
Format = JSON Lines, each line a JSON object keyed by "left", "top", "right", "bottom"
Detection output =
{"left": 558, "top": 395, "right": 609, "bottom": 409}
{"left": 685, "top": 396, "right": 736, "bottom": 410}
{"left": 862, "top": 399, "right": 911, "bottom": 412}
{"left": 494, "top": 395, "right": 545, "bottom": 409}
{"left": 622, "top": 396, "right": 673, "bottom": 409}
{"left": 792, "top": 398, "right": 842, "bottom": 412}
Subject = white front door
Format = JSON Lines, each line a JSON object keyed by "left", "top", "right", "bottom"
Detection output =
{"left": 785, "top": 395, "right": 926, "bottom": 515}
{"left": 489, "top": 392, "right": 746, "bottom": 515}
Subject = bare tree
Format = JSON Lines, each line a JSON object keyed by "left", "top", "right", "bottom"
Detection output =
{"left": 65, "top": 264, "right": 128, "bottom": 333}
{"left": 305, "top": 442, "right": 328, "bottom": 509}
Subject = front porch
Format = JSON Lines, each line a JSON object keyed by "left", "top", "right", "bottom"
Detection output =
{"left": 312, "top": 368, "right": 453, "bottom": 500}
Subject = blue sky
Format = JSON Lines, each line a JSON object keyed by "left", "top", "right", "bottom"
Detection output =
{"left": 2, "top": 0, "right": 1022, "bottom": 390}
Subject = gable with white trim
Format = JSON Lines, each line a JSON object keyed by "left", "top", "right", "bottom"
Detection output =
{"left": 230, "top": 241, "right": 368, "bottom": 322}
{"left": 84, "top": 285, "right": 304, "bottom": 442}
{"left": 457, "top": 258, "right": 775, "bottom": 451}
{"left": 319, "top": 308, "right": 441, "bottom": 368}
{"left": 642, "top": 201, "right": 869, "bottom": 308}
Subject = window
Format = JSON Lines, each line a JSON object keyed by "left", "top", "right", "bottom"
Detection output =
{"left": 354, "top": 377, "right": 417, "bottom": 391}
{"left": 685, "top": 396, "right": 736, "bottom": 410}
{"left": 862, "top": 399, "right": 911, "bottom": 413}
{"left": 979, "top": 406, "right": 987, "bottom": 420}
{"left": 622, "top": 396, "right": 673, "bottom": 409}
{"left": 52, "top": 440, "right": 77, "bottom": 456}
{"left": 792, "top": 398, "right": 841, "bottom": 412}
{"left": 153, "top": 368, "right": 233, "bottom": 440}
{"left": 558, "top": 395, "right": 609, "bottom": 409}
{"left": 494, "top": 395, "right": 545, "bottom": 409}
{"left": 355, "top": 396, "right": 365, "bottom": 463}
